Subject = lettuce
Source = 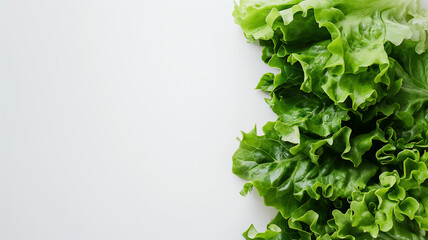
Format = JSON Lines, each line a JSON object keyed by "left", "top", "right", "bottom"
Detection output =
{"left": 233, "top": 0, "right": 428, "bottom": 239}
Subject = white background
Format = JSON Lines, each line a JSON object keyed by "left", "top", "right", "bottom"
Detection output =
{"left": 0, "top": 0, "right": 427, "bottom": 240}
{"left": 0, "top": 0, "right": 277, "bottom": 239}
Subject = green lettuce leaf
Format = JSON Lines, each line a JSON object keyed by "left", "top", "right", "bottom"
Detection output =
{"left": 233, "top": 0, "right": 428, "bottom": 239}
{"left": 233, "top": 122, "right": 378, "bottom": 218}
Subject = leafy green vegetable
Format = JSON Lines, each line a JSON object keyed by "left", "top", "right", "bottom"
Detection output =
{"left": 233, "top": 0, "right": 428, "bottom": 239}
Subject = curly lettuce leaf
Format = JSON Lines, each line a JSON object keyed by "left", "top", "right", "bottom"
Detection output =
{"left": 389, "top": 47, "right": 428, "bottom": 124}
{"left": 243, "top": 199, "right": 339, "bottom": 240}
{"left": 243, "top": 213, "right": 300, "bottom": 240}
{"left": 234, "top": 0, "right": 428, "bottom": 110}
{"left": 234, "top": 0, "right": 428, "bottom": 68}
{"left": 233, "top": 122, "right": 378, "bottom": 218}
{"left": 332, "top": 209, "right": 426, "bottom": 240}
{"left": 268, "top": 87, "right": 350, "bottom": 139}
{"left": 335, "top": 151, "right": 428, "bottom": 237}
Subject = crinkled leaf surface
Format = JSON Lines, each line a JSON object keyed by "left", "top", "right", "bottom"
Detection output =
{"left": 233, "top": 0, "right": 428, "bottom": 239}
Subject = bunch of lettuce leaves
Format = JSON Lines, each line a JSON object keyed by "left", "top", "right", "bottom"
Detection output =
{"left": 232, "top": 0, "right": 428, "bottom": 239}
